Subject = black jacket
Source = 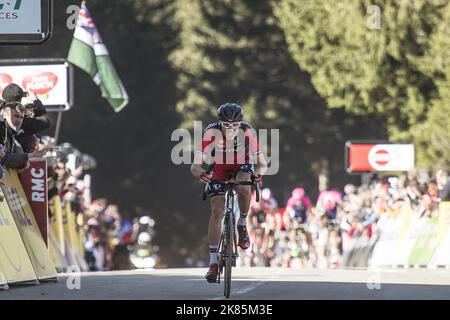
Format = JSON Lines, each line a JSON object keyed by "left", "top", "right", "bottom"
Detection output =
{"left": 0, "top": 120, "right": 29, "bottom": 168}
{"left": 18, "top": 99, "right": 51, "bottom": 137}
{"left": 16, "top": 113, "right": 51, "bottom": 152}
{"left": 0, "top": 111, "right": 51, "bottom": 168}
{"left": 0, "top": 100, "right": 51, "bottom": 166}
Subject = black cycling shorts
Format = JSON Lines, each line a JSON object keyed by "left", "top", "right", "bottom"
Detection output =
{"left": 207, "top": 164, "right": 255, "bottom": 198}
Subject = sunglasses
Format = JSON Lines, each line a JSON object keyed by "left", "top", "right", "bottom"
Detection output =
{"left": 220, "top": 121, "right": 241, "bottom": 129}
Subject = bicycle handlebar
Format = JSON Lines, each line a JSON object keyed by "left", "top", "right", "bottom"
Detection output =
{"left": 202, "top": 177, "right": 261, "bottom": 202}
{"left": 202, "top": 183, "right": 207, "bottom": 201}
{"left": 255, "top": 179, "right": 260, "bottom": 202}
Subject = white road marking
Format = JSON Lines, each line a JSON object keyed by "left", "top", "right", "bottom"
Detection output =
{"left": 210, "top": 268, "right": 284, "bottom": 299}
{"left": 210, "top": 280, "right": 267, "bottom": 300}
{"left": 234, "top": 281, "right": 266, "bottom": 294}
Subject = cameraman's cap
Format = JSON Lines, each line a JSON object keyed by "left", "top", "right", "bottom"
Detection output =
{"left": 2, "top": 83, "right": 26, "bottom": 103}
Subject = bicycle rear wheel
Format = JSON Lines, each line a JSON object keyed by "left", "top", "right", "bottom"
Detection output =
{"left": 224, "top": 210, "right": 234, "bottom": 298}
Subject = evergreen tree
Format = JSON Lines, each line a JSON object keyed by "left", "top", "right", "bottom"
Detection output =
{"left": 274, "top": 0, "right": 450, "bottom": 168}
{"left": 171, "top": 0, "right": 380, "bottom": 200}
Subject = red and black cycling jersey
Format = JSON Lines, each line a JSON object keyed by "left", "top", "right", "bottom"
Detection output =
{"left": 199, "top": 121, "right": 261, "bottom": 166}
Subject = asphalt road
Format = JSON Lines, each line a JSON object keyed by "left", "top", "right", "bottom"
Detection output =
{"left": 1, "top": 267, "right": 450, "bottom": 300}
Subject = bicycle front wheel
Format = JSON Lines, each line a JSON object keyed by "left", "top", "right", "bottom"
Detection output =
{"left": 224, "top": 212, "right": 234, "bottom": 298}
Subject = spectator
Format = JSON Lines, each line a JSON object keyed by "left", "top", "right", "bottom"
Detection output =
{"left": 238, "top": 168, "right": 446, "bottom": 270}
{"left": 260, "top": 188, "right": 278, "bottom": 214}
{"left": 436, "top": 169, "right": 450, "bottom": 201}
{"left": 0, "top": 101, "right": 47, "bottom": 169}
{"left": 1, "top": 83, "right": 50, "bottom": 152}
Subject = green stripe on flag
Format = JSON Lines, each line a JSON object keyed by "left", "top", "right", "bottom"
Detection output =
{"left": 97, "top": 56, "right": 129, "bottom": 112}
{"left": 67, "top": 39, "right": 98, "bottom": 78}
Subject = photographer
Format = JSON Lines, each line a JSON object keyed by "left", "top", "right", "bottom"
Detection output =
{"left": 0, "top": 101, "right": 48, "bottom": 169}
{"left": 1, "top": 83, "right": 50, "bottom": 152}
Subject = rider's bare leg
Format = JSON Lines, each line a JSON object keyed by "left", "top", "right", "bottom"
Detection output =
{"left": 236, "top": 171, "right": 252, "bottom": 226}
{"left": 208, "top": 196, "right": 225, "bottom": 264}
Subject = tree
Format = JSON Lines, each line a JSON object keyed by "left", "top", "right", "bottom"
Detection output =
{"left": 274, "top": 0, "right": 449, "bottom": 169}
{"left": 171, "top": 0, "right": 381, "bottom": 196}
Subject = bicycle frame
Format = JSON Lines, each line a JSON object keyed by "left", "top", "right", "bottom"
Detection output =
{"left": 218, "top": 186, "right": 238, "bottom": 263}
{"left": 203, "top": 179, "right": 260, "bottom": 298}
{"left": 217, "top": 186, "right": 239, "bottom": 297}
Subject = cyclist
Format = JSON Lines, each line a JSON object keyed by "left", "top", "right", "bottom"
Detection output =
{"left": 285, "top": 187, "right": 312, "bottom": 226}
{"left": 316, "top": 189, "right": 342, "bottom": 221}
{"left": 190, "top": 103, "right": 267, "bottom": 283}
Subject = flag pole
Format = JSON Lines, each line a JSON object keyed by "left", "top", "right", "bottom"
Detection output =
{"left": 54, "top": 111, "right": 63, "bottom": 143}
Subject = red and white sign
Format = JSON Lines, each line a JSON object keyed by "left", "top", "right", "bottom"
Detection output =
{"left": 347, "top": 143, "right": 414, "bottom": 173}
{"left": 19, "top": 159, "right": 49, "bottom": 247}
{"left": 0, "top": 63, "right": 71, "bottom": 111}
{"left": 22, "top": 71, "right": 58, "bottom": 95}
{"left": 0, "top": 73, "right": 13, "bottom": 93}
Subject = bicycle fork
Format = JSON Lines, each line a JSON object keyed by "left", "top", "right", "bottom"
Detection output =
{"left": 217, "top": 190, "right": 239, "bottom": 283}
{"left": 227, "top": 190, "right": 239, "bottom": 267}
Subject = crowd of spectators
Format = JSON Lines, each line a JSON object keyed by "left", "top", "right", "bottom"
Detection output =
{"left": 46, "top": 141, "right": 158, "bottom": 271}
{"left": 241, "top": 169, "right": 450, "bottom": 269}
{"left": 0, "top": 83, "right": 158, "bottom": 272}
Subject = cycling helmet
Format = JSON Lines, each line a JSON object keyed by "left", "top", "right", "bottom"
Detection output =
{"left": 138, "top": 232, "right": 152, "bottom": 244}
{"left": 139, "top": 216, "right": 155, "bottom": 227}
{"left": 217, "top": 103, "right": 243, "bottom": 122}
{"left": 292, "top": 187, "right": 305, "bottom": 200}
{"left": 261, "top": 188, "right": 272, "bottom": 201}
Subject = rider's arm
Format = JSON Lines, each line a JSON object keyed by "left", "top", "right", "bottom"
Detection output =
{"left": 191, "top": 152, "right": 209, "bottom": 180}
{"left": 304, "top": 196, "right": 312, "bottom": 209}
{"left": 245, "top": 126, "right": 267, "bottom": 177}
{"left": 191, "top": 126, "right": 215, "bottom": 181}
{"left": 285, "top": 197, "right": 295, "bottom": 219}
{"left": 254, "top": 151, "right": 268, "bottom": 176}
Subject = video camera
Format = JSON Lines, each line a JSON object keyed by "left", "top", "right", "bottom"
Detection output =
{"left": 40, "top": 140, "right": 97, "bottom": 171}
{"left": 58, "top": 142, "right": 97, "bottom": 171}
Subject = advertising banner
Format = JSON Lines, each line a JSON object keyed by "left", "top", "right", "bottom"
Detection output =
{"left": 408, "top": 217, "right": 439, "bottom": 266}
{"left": 48, "top": 227, "right": 69, "bottom": 271}
{"left": 49, "top": 195, "right": 65, "bottom": 255}
{"left": 19, "top": 159, "right": 48, "bottom": 247}
{"left": 430, "top": 202, "right": 450, "bottom": 266}
{"left": 0, "top": 61, "right": 72, "bottom": 111}
{"left": 0, "top": 187, "right": 38, "bottom": 284}
{"left": 0, "top": 0, "right": 41, "bottom": 34}
{"left": 1, "top": 169, "right": 57, "bottom": 280}
{"left": 0, "top": 270, "right": 6, "bottom": 289}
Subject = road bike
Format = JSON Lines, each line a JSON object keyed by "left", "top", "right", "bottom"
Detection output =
{"left": 203, "top": 177, "right": 260, "bottom": 298}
